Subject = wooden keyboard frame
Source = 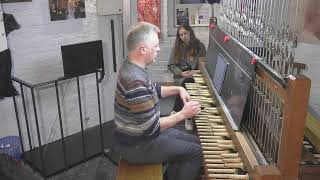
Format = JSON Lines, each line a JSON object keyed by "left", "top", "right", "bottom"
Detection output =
{"left": 198, "top": 62, "right": 311, "bottom": 180}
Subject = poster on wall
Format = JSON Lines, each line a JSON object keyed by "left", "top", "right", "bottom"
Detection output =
{"left": 49, "top": 0, "right": 86, "bottom": 21}
{"left": 138, "top": 0, "right": 161, "bottom": 29}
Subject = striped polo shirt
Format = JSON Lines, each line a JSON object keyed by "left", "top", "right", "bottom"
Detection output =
{"left": 114, "top": 59, "right": 161, "bottom": 145}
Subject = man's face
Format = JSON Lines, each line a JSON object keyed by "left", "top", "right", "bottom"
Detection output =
{"left": 179, "top": 27, "right": 191, "bottom": 45}
{"left": 305, "top": 0, "right": 320, "bottom": 39}
{"left": 143, "top": 33, "right": 160, "bottom": 65}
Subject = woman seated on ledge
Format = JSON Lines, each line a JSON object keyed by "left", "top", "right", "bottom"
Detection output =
{"left": 168, "top": 22, "right": 206, "bottom": 112}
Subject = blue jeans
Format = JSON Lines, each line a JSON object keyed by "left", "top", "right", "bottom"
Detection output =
{"left": 114, "top": 128, "right": 203, "bottom": 180}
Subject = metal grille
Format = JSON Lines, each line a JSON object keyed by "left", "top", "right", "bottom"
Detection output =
{"left": 244, "top": 76, "right": 284, "bottom": 165}
{"left": 218, "top": 0, "right": 306, "bottom": 76}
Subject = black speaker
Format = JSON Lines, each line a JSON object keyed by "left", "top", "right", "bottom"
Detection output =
{"left": 207, "top": 0, "right": 220, "bottom": 4}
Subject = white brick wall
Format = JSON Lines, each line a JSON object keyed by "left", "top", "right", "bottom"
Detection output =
{"left": 296, "top": 43, "right": 320, "bottom": 116}
{"left": 160, "top": 0, "right": 168, "bottom": 41}
{"left": 0, "top": 0, "right": 123, "bottom": 150}
{"left": 0, "top": 7, "right": 8, "bottom": 51}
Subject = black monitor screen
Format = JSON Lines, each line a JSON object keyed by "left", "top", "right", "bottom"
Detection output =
{"left": 220, "top": 56, "right": 251, "bottom": 127}
{"left": 212, "top": 54, "right": 228, "bottom": 95}
{"left": 61, "top": 40, "right": 104, "bottom": 78}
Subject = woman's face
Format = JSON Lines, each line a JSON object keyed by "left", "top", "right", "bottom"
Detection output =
{"left": 178, "top": 27, "right": 191, "bottom": 45}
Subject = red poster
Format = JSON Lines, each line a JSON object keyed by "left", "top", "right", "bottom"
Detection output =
{"left": 138, "top": 0, "right": 161, "bottom": 29}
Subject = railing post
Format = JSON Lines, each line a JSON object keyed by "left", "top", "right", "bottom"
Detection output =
{"left": 12, "top": 91, "right": 25, "bottom": 153}
{"left": 31, "top": 88, "right": 45, "bottom": 173}
{"left": 96, "top": 72, "right": 104, "bottom": 152}
{"left": 55, "top": 81, "right": 68, "bottom": 170}
{"left": 76, "top": 77, "right": 87, "bottom": 160}
{"left": 20, "top": 84, "right": 33, "bottom": 150}
{"left": 278, "top": 75, "right": 311, "bottom": 180}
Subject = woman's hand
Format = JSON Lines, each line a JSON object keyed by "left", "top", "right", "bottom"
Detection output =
{"left": 181, "top": 71, "right": 193, "bottom": 78}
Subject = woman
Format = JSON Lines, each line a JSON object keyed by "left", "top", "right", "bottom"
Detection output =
{"left": 168, "top": 22, "right": 206, "bottom": 113}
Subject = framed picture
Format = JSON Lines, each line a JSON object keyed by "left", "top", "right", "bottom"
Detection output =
{"left": 49, "top": 0, "right": 86, "bottom": 21}
{"left": 0, "top": 0, "right": 31, "bottom": 2}
{"left": 138, "top": 0, "right": 161, "bottom": 29}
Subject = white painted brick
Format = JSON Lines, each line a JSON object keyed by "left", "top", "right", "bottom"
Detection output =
{"left": 0, "top": 0, "right": 123, "bottom": 147}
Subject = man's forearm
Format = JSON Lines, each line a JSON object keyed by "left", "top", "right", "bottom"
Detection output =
{"left": 159, "top": 111, "right": 186, "bottom": 131}
{"left": 161, "top": 86, "right": 183, "bottom": 98}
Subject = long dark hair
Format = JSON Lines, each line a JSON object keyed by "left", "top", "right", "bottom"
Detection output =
{"left": 173, "top": 22, "right": 201, "bottom": 63}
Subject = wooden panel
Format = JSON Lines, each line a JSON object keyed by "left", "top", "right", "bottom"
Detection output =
{"left": 116, "top": 160, "right": 163, "bottom": 180}
{"left": 253, "top": 165, "right": 281, "bottom": 180}
{"left": 300, "top": 165, "right": 320, "bottom": 180}
{"left": 235, "top": 132, "right": 259, "bottom": 172}
{"left": 304, "top": 112, "right": 320, "bottom": 151}
{"left": 278, "top": 75, "right": 311, "bottom": 180}
{"left": 256, "top": 66, "right": 286, "bottom": 100}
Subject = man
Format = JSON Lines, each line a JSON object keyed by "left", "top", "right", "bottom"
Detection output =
{"left": 113, "top": 22, "right": 202, "bottom": 180}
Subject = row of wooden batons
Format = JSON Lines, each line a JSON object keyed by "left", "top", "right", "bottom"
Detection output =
{"left": 186, "top": 70, "right": 249, "bottom": 180}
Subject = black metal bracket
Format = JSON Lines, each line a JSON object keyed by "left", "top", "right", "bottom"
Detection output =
{"left": 111, "top": 20, "right": 117, "bottom": 73}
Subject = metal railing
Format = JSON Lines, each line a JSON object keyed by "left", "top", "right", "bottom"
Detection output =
{"left": 11, "top": 71, "right": 113, "bottom": 177}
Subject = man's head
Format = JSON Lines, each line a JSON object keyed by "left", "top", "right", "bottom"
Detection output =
{"left": 126, "top": 22, "right": 160, "bottom": 67}
{"left": 304, "top": 0, "right": 320, "bottom": 39}
{"left": 176, "top": 22, "right": 197, "bottom": 46}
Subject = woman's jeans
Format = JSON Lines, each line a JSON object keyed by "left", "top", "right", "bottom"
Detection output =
{"left": 114, "top": 128, "right": 203, "bottom": 180}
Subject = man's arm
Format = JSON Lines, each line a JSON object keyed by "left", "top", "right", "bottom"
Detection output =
{"left": 160, "top": 86, "right": 183, "bottom": 97}
{"left": 161, "top": 86, "right": 191, "bottom": 104}
{"left": 159, "top": 101, "right": 201, "bottom": 131}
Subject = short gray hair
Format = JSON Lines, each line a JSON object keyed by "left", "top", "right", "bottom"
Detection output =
{"left": 126, "top": 22, "right": 160, "bottom": 52}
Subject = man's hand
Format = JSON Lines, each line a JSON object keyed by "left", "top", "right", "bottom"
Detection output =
{"left": 159, "top": 100, "right": 200, "bottom": 131}
{"left": 179, "top": 87, "right": 191, "bottom": 104}
{"left": 181, "top": 71, "right": 193, "bottom": 78}
{"left": 180, "top": 101, "right": 201, "bottom": 119}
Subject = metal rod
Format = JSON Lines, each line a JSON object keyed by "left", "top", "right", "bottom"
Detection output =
{"left": 31, "top": 88, "right": 45, "bottom": 173}
{"left": 20, "top": 84, "right": 33, "bottom": 150}
{"left": 12, "top": 90, "right": 25, "bottom": 153}
{"left": 11, "top": 76, "right": 33, "bottom": 88}
{"left": 111, "top": 19, "right": 117, "bottom": 72}
{"left": 55, "top": 81, "right": 68, "bottom": 170}
{"left": 76, "top": 77, "right": 87, "bottom": 160}
{"left": 95, "top": 72, "right": 104, "bottom": 152}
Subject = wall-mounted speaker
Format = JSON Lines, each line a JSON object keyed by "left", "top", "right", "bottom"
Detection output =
{"left": 97, "top": 0, "right": 122, "bottom": 15}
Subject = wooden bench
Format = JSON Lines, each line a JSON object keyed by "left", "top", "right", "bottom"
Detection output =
{"left": 116, "top": 159, "right": 163, "bottom": 180}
